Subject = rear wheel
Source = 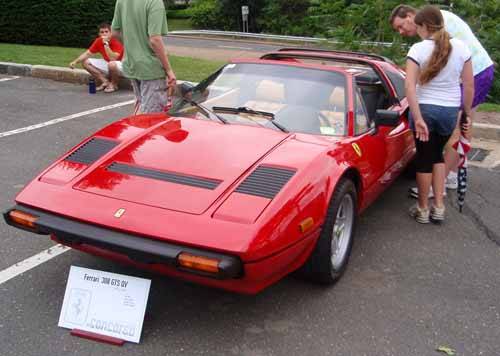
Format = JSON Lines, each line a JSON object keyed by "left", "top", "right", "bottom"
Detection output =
{"left": 301, "top": 178, "right": 357, "bottom": 284}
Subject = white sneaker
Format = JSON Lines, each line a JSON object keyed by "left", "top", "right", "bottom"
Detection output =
{"left": 409, "top": 204, "right": 430, "bottom": 224}
{"left": 430, "top": 205, "right": 446, "bottom": 224}
{"left": 409, "top": 187, "right": 447, "bottom": 199}
{"left": 445, "top": 171, "right": 458, "bottom": 190}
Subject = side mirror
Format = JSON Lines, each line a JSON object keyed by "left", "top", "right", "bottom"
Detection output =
{"left": 175, "top": 81, "right": 195, "bottom": 99}
{"left": 374, "top": 109, "right": 400, "bottom": 127}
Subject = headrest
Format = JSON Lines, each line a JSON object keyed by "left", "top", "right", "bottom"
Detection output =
{"left": 329, "top": 87, "right": 345, "bottom": 110}
{"left": 255, "top": 80, "right": 285, "bottom": 102}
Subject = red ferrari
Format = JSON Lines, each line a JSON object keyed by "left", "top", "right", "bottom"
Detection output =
{"left": 4, "top": 49, "right": 414, "bottom": 294}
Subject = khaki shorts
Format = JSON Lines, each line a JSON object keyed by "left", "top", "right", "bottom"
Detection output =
{"left": 131, "top": 78, "right": 168, "bottom": 114}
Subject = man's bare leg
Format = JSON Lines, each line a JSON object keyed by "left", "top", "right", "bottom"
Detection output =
{"left": 107, "top": 61, "right": 120, "bottom": 89}
{"left": 82, "top": 59, "right": 109, "bottom": 86}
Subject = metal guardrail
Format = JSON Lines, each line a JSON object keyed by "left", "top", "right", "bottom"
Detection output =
{"left": 168, "top": 30, "right": 400, "bottom": 48}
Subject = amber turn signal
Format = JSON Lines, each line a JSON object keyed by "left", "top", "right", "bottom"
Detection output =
{"left": 9, "top": 210, "right": 38, "bottom": 229}
{"left": 299, "top": 217, "right": 314, "bottom": 233}
{"left": 178, "top": 253, "right": 220, "bottom": 274}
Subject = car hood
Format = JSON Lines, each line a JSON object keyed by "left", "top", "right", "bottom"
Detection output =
{"left": 73, "top": 118, "right": 291, "bottom": 214}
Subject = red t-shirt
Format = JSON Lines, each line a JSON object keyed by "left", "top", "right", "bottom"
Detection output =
{"left": 88, "top": 37, "right": 124, "bottom": 62}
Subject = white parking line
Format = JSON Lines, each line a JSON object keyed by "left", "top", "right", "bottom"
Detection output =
{"left": 0, "top": 99, "right": 135, "bottom": 138}
{"left": 0, "top": 75, "right": 20, "bottom": 82}
{"left": 0, "top": 244, "right": 70, "bottom": 285}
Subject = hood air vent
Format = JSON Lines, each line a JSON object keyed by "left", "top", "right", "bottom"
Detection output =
{"left": 65, "top": 138, "right": 119, "bottom": 165}
{"left": 108, "top": 162, "right": 222, "bottom": 190}
{"left": 235, "top": 165, "right": 296, "bottom": 199}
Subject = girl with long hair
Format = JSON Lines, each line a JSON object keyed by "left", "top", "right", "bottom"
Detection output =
{"left": 405, "top": 5, "right": 474, "bottom": 223}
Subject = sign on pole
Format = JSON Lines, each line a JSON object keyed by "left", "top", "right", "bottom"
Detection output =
{"left": 58, "top": 266, "right": 151, "bottom": 343}
{"left": 241, "top": 6, "right": 249, "bottom": 32}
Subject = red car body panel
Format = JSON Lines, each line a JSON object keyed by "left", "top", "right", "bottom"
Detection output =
{"left": 8, "top": 51, "right": 414, "bottom": 294}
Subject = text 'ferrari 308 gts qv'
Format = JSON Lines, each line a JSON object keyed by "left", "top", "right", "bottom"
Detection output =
{"left": 5, "top": 49, "right": 414, "bottom": 294}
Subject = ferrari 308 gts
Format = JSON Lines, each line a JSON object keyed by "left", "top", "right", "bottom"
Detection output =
{"left": 4, "top": 49, "right": 414, "bottom": 294}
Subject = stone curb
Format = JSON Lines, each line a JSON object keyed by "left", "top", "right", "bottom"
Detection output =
{"left": 31, "top": 65, "right": 91, "bottom": 85}
{"left": 31, "top": 64, "right": 132, "bottom": 90}
{"left": 472, "top": 123, "right": 500, "bottom": 142}
{"left": 1, "top": 61, "right": 499, "bottom": 141}
{"left": 0, "top": 62, "right": 32, "bottom": 76}
{"left": 1, "top": 61, "right": 132, "bottom": 89}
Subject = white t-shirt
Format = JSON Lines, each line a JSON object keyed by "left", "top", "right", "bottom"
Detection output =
{"left": 407, "top": 38, "right": 471, "bottom": 107}
{"left": 441, "top": 10, "right": 493, "bottom": 75}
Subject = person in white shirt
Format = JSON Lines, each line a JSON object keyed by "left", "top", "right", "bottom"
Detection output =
{"left": 404, "top": 5, "right": 474, "bottom": 223}
{"left": 390, "top": 4, "right": 494, "bottom": 197}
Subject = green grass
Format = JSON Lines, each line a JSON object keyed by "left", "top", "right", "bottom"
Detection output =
{"left": 477, "top": 102, "right": 500, "bottom": 112}
{"left": 168, "top": 18, "right": 194, "bottom": 31}
{"left": 0, "top": 43, "right": 225, "bottom": 83}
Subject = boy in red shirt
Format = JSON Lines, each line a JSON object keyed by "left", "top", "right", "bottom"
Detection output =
{"left": 69, "top": 23, "right": 124, "bottom": 92}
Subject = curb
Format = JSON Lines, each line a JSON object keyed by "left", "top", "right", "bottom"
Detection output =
{"left": 0, "top": 62, "right": 32, "bottom": 76}
{"left": 472, "top": 123, "right": 500, "bottom": 142}
{"left": 32, "top": 65, "right": 90, "bottom": 85}
{"left": 1, "top": 61, "right": 132, "bottom": 90}
{"left": 2, "top": 61, "right": 500, "bottom": 142}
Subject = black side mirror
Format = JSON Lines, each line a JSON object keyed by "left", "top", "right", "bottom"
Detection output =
{"left": 374, "top": 109, "right": 400, "bottom": 127}
{"left": 176, "top": 82, "right": 195, "bottom": 98}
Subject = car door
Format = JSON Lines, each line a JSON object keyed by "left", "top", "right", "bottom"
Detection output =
{"left": 377, "top": 64, "right": 414, "bottom": 180}
{"left": 348, "top": 80, "right": 411, "bottom": 209}
{"left": 348, "top": 87, "right": 388, "bottom": 208}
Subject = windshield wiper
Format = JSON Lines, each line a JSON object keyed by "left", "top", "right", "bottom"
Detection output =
{"left": 212, "top": 106, "right": 288, "bottom": 133}
{"left": 182, "top": 99, "right": 228, "bottom": 124}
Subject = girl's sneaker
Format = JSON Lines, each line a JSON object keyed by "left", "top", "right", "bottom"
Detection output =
{"left": 430, "top": 205, "right": 446, "bottom": 224}
{"left": 409, "top": 204, "right": 430, "bottom": 224}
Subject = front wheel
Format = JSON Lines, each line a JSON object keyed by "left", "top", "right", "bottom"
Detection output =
{"left": 300, "top": 178, "right": 357, "bottom": 285}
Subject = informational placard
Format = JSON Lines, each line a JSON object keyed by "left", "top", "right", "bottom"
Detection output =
{"left": 58, "top": 266, "right": 151, "bottom": 343}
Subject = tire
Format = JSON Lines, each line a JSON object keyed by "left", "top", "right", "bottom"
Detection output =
{"left": 300, "top": 178, "right": 357, "bottom": 285}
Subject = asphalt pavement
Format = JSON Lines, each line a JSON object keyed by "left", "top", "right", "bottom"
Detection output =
{"left": 1, "top": 75, "right": 500, "bottom": 356}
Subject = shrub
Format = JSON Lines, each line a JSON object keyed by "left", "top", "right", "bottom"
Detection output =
{"left": 190, "top": 0, "right": 222, "bottom": 30}
{"left": 0, "top": 0, "right": 116, "bottom": 48}
{"left": 167, "top": 8, "right": 193, "bottom": 19}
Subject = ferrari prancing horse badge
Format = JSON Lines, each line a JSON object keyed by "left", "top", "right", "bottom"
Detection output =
{"left": 114, "top": 208, "right": 126, "bottom": 218}
{"left": 352, "top": 143, "right": 362, "bottom": 157}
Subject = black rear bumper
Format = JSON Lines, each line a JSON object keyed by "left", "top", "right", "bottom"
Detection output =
{"left": 4, "top": 205, "right": 242, "bottom": 279}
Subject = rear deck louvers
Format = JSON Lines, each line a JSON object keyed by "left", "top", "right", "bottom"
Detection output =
{"left": 65, "top": 138, "right": 119, "bottom": 165}
{"left": 107, "top": 162, "right": 222, "bottom": 190}
{"left": 235, "top": 165, "right": 296, "bottom": 199}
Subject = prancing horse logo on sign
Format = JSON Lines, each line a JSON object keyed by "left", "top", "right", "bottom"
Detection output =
{"left": 114, "top": 208, "right": 126, "bottom": 218}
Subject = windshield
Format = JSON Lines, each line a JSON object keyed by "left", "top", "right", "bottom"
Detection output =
{"left": 169, "top": 63, "right": 347, "bottom": 136}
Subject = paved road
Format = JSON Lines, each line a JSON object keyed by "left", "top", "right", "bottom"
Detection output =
{"left": 1, "top": 76, "right": 499, "bottom": 355}
{"left": 164, "top": 35, "right": 292, "bottom": 61}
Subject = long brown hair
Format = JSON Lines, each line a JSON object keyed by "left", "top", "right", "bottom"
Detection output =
{"left": 414, "top": 5, "right": 452, "bottom": 84}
